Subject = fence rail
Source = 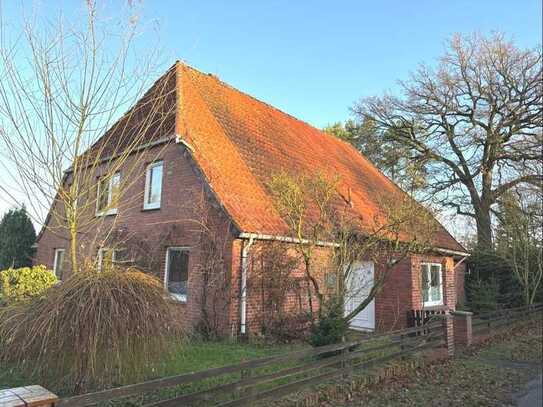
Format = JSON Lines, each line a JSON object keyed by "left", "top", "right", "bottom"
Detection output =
{"left": 471, "top": 303, "right": 543, "bottom": 334}
{"left": 49, "top": 304, "right": 543, "bottom": 407}
{"left": 57, "top": 322, "right": 444, "bottom": 407}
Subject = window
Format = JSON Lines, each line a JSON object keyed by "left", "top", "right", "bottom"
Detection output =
{"left": 143, "top": 161, "right": 163, "bottom": 210}
{"left": 97, "top": 248, "right": 128, "bottom": 272}
{"left": 96, "top": 172, "right": 121, "bottom": 216}
{"left": 421, "top": 263, "right": 443, "bottom": 306}
{"left": 164, "top": 247, "right": 189, "bottom": 302}
{"left": 53, "top": 249, "right": 65, "bottom": 280}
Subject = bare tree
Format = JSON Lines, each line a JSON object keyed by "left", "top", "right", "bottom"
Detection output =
{"left": 268, "top": 172, "right": 436, "bottom": 325}
{"left": 330, "top": 194, "right": 436, "bottom": 324}
{"left": 353, "top": 33, "right": 543, "bottom": 250}
{"left": 267, "top": 172, "right": 338, "bottom": 319}
{"left": 0, "top": 2, "right": 174, "bottom": 272}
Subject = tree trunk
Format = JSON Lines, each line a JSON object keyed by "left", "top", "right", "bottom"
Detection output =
{"left": 475, "top": 205, "right": 493, "bottom": 250}
{"left": 69, "top": 222, "right": 79, "bottom": 274}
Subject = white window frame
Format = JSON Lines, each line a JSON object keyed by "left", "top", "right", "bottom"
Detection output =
{"left": 143, "top": 161, "right": 163, "bottom": 210}
{"left": 421, "top": 262, "right": 444, "bottom": 307}
{"left": 97, "top": 248, "right": 109, "bottom": 272}
{"left": 96, "top": 172, "right": 120, "bottom": 216}
{"left": 53, "top": 248, "right": 65, "bottom": 280}
{"left": 164, "top": 247, "right": 189, "bottom": 302}
{"left": 97, "top": 247, "right": 127, "bottom": 272}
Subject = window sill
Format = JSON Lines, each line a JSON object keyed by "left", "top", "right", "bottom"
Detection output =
{"left": 422, "top": 303, "right": 445, "bottom": 310}
{"left": 169, "top": 293, "right": 187, "bottom": 303}
{"left": 141, "top": 206, "right": 161, "bottom": 212}
{"left": 96, "top": 209, "right": 118, "bottom": 217}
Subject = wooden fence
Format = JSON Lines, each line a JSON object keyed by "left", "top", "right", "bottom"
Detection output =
{"left": 471, "top": 303, "right": 543, "bottom": 336}
{"left": 408, "top": 308, "right": 448, "bottom": 327}
{"left": 57, "top": 321, "right": 446, "bottom": 407}
{"left": 20, "top": 304, "right": 541, "bottom": 407}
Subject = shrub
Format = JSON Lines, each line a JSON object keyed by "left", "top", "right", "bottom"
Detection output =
{"left": 0, "top": 265, "right": 182, "bottom": 393}
{"left": 309, "top": 300, "right": 348, "bottom": 347}
{"left": 466, "top": 278, "right": 500, "bottom": 312}
{"left": 0, "top": 207, "right": 36, "bottom": 269}
{"left": 0, "top": 265, "right": 57, "bottom": 304}
{"left": 261, "top": 312, "right": 312, "bottom": 343}
{"left": 466, "top": 248, "right": 524, "bottom": 309}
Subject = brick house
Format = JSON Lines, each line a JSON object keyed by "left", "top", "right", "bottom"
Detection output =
{"left": 35, "top": 62, "right": 469, "bottom": 336}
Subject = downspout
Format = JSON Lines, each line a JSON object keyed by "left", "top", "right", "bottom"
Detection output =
{"left": 240, "top": 236, "right": 255, "bottom": 335}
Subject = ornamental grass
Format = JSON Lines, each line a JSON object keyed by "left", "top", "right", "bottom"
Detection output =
{"left": 0, "top": 265, "right": 182, "bottom": 393}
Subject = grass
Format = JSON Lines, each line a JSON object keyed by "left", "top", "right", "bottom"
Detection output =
{"left": 0, "top": 338, "right": 305, "bottom": 401}
{"left": 155, "top": 340, "right": 304, "bottom": 377}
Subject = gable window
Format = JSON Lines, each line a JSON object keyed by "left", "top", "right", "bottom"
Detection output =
{"left": 164, "top": 247, "right": 189, "bottom": 302}
{"left": 96, "top": 172, "right": 121, "bottom": 216}
{"left": 421, "top": 263, "right": 443, "bottom": 307}
{"left": 53, "top": 249, "right": 65, "bottom": 280}
{"left": 143, "top": 161, "right": 163, "bottom": 210}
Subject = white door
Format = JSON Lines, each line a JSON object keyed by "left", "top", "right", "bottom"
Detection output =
{"left": 344, "top": 261, "right": 375, "bottom": 331}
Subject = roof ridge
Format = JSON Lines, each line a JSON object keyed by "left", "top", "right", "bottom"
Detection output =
{"left": 176, "top": 60, "right": 340, "bottom": 139}
{"left": 175, "top": 60, "right": 395, "bottom": 181}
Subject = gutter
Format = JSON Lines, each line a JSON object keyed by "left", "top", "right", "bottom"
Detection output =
{"left": 238, "top": 233, "right": 469, "bottom": 257}
{"left": 435, "top": 247, "right": 470, "bottom": 258}
{"left": 240, "top": 235, "right": 255, "bottom": 335}
{"left": 238, "top": 232, "right": 339, "bottom": 248}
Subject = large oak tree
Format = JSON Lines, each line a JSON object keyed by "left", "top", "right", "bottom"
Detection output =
{"left": 353, "top": 33, "right": 542, "bottom": 249}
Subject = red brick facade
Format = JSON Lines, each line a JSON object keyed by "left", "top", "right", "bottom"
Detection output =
{"left": 35, "top": 141, "right": 237, "bottom": 334}
{"left": 35, "top": 141, "right": 463, "bottom": 336}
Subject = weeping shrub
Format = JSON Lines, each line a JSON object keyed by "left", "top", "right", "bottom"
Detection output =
{"left": 0, "top": 265, "right": 182, "bottom": 393}
{"left": 0, "top": 265, "right": 57, "bottom": 304}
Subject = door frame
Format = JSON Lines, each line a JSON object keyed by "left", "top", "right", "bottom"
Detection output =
{"left": 345, "top": 260, "right": 376, "bottom": 331}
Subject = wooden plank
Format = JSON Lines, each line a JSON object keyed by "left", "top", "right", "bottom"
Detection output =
{"left": 145, "top": 340, "right": 409, "bottom": 407}
{"left": 217, "top": 338, "right": 440, "bottom": 407}
{"left": 57, "top": 339, "right": 368, "bottom": 407}
{"left": 59, "top": 321, "right": 449, "bottom": 407}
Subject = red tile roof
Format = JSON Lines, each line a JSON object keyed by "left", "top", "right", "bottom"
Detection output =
{"left": 174, "top": 62, "right": 465, "bottom": 253}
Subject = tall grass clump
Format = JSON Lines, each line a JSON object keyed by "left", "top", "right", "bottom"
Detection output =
{"left": 0, "top": 266, "right": 182, "bottom": 393}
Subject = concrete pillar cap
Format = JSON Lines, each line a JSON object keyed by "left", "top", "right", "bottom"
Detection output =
{"left": 451, "top": 310, "right": 474, "bottom": 316}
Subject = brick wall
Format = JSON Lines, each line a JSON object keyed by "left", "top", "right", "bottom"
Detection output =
{"left": 228, "top": 240, "right": 333, "bottom": 336}
{"left": 374, "top": 256, "right": 414, "bottom": 331}
{"left": 455, "top": 262, "right": 467, "bottom": 306}
{"left": 35, "top": 142, "right": 236, "bottom": 335}
{"left": 228, "top": 240, "right": 461, "bottom": 336}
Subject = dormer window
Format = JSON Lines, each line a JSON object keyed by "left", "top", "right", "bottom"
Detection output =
{"left": 96, "top": 172, "right": 121, "bottom": 216}
{"left": 143, "top": 161, "right": 163, "bottom": 210}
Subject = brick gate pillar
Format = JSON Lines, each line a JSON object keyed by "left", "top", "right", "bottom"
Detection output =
{"left": 441, "top": 312, "right": 455, "bottom": 357}
{"left": 451, "top": 310, "right": 473, "bottom": 347}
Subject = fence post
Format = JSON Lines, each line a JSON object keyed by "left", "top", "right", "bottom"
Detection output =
{"left": 451, "top": 310, "right": 473, "bottom": 348}
{"left": 0, "top": 386, "right": 58, "bottom": 407}
{"left": 441, "top": 312, "right": 454, "bottom": 357}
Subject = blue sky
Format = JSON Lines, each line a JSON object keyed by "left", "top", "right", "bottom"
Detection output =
{"left": 0, "top": 0, "right": 541, "bottom": 229}
{"left": 145, "top": 0, "right": 540, "bottom": 127}
{"left": 3, "top": 0, "right": 542, "bottom": 128}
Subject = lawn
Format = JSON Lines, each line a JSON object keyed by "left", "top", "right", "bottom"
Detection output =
{"left": 0, "top": 339, "right": 305, "bottom": 399}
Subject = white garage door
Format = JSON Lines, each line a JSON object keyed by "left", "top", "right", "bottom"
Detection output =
{"left": 344, "top": 261, "right": 375, "bottom": 331}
